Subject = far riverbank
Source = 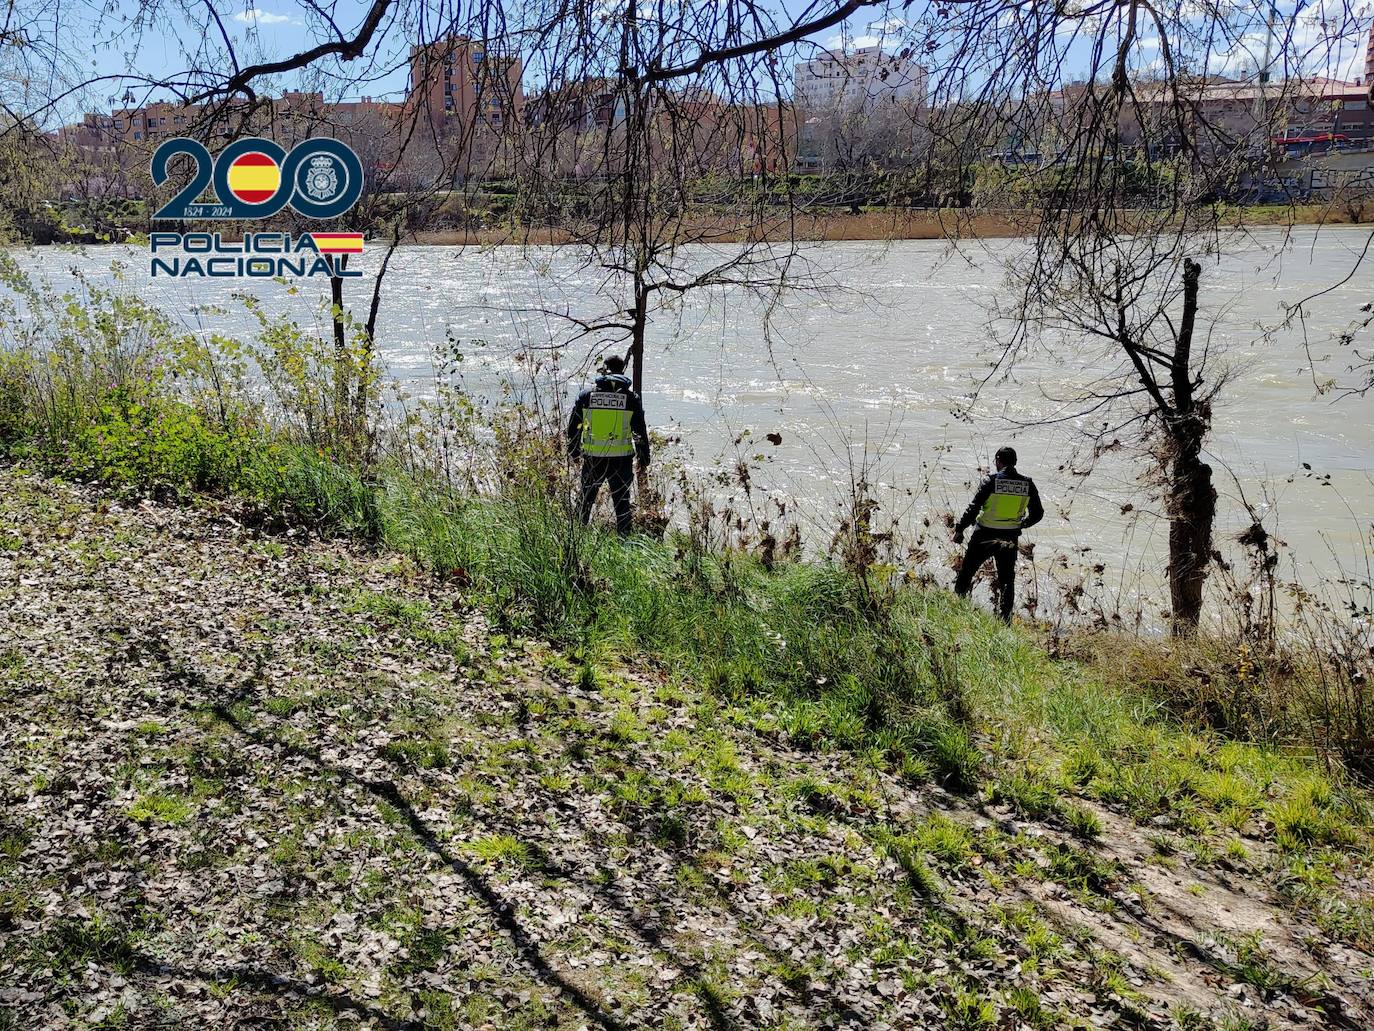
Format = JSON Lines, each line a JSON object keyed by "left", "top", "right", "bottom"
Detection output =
{"left": 412, "top": 202, "right": 1368, "bottom": 245}
{"left": 14, "top": 201, "right": 1364, "bottom": 248}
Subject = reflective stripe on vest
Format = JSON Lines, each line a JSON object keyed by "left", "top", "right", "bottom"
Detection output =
{"left": 977, "top": 478, "right": 1030, "bottom": 530}
{"left": 581, "top": 391, "right": 633, "bottom": 457}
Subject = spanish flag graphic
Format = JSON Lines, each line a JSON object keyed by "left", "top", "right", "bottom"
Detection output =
{"left": 309, "top": 233, "right": 365, "bottom": 255}
{"left": 225, "top": 152, "right": 281, "bottom": 205}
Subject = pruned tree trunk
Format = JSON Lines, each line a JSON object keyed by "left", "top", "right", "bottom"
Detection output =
{"left": 1166, "top": 420, "right": 1215, "bottom": 634}
{"left": 330, "top": 266, "right": 348, "bottom": 444}
{"left": 1165, "top": 258, "right": 1215, "bottom": 635}
{"left": 628, "top": 280, "right": 648, "bottom": 392}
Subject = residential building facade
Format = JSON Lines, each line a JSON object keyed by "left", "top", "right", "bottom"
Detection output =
{"left": 406, "top": 36, "right": 523, "bottom": 131}
{"left": 792, "top": 47, "right": 927, "bottom": 173}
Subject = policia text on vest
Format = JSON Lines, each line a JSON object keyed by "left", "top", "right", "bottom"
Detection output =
{"left": 953, "top": 446, "right": 1045, "bottom": 624}
{"left": 566, "top": 358, "right": 651, "bottom": 536}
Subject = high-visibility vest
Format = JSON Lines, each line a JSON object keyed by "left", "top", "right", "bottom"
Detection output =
{"left": 977, "top": 477, "right": 1030, "bottom": 530}
{"left": 581, "top": 390, "right": 634, "bottom": 457}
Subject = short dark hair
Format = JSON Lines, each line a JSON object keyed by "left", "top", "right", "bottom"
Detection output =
{"left": 995, "top": 446, "right": 1017, "bottom": 468}
{"left": 602, "top": 354, "right": 626, "bottom": 374}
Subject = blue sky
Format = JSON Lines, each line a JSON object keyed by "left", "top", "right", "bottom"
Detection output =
{"left": 37, "top": 0, "right": 1374, "bottom": 124}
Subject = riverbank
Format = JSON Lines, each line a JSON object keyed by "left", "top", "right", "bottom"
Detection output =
{"left": 411, "top": 202, "right": 1362, "bottom": 245}
{"left": 414, "top": 203, "right": 1363, "bottom": 248}
{"left": 15, "top": 200, "right": 1364, "bottom": 248}
{"left": 3, "top": 465, "right": 1374, "bottom": 1029}
{"left": 2, "top": 268, "right": 1374, "bottom": 1024}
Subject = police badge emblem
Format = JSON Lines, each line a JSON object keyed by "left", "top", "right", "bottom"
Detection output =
{"left": 305, "top": 155, "right": 341, "bottom": 201}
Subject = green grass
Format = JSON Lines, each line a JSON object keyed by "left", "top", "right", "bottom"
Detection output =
{"left": 37, "top": 915, "right": 145, "bottom": 976}
{"left": 9, "top": 404, "right": 1370, "bottom": 863}
{"left": 127, "top": 791, "right": 196, "bottom": 825}
{"left": 381, "top": 737, "right": 452, "bottom": 770}
{"left": 1, "top": 268, "right": 1370, "bottom": 881}
{"left": 465, "top": 833, "right": 538, "bottom": 869}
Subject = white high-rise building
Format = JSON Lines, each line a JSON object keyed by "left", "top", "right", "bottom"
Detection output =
{"left": 1365, "top": 19, "right": 1373, "bottom": 97}
{"left": 792, "top": 47, "right": 926, "bottom": 115}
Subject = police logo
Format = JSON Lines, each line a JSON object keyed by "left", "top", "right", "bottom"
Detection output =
{"left": 152, "top": 137, "right": 364, "bottom": 221}
{"left": 304, "top": 155, "right": 343, "bottom": 201}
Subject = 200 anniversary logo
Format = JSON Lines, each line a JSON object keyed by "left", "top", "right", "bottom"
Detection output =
{"left": 149, "top": 136, "right": 365, "bottom": 278}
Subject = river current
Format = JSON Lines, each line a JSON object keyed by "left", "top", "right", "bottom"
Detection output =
{"left": 7, "top": 228, "right": 1372, "bottom": 623}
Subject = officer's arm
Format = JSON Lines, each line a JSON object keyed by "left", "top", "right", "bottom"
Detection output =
{"left": 630, "top": 393, "right": 650, "bottom": 465}
{"left": 567, "top": 393, "right": 586, "bottom": 456}
{"left": 956, "top": 477, "right": 994, "bottom": 533}
{"left": 1022, "top": 479, "right": 1044, "bottom": 529}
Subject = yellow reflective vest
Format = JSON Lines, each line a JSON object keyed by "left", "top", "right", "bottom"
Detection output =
{"left": 580, "top": 390, "right": 634, "bottom": 458}
{"left": 977, "top": 477, "right": 1031, "bottom": 530}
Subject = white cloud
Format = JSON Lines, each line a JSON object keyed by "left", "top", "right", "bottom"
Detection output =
{"left": 824, "top": 15, "right": 908, "bottom": 51}
{"left": 233, "top": 9, "right": 295, "bottom": 26}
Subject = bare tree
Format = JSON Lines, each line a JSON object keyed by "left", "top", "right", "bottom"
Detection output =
{"left": 1004, "top": 231, "right": 1222, "bottom": 631}
{"left": 934, "top": 0, "right": 1370, "bottom": 633}
{"left": 7, "top": 0, "right": 1373, "bottom": 625}
{"left": 506, "top": 2, "right": 825, "bottom": 395}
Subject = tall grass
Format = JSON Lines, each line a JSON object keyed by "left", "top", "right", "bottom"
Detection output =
{"left": 1, "top": 255, "right": 1371, "bottom": 799}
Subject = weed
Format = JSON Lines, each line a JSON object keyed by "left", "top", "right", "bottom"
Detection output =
{"left": 1065, "top": 804, "right": 1102, "bottom": 840}
{"left": 988, "top": 772, "right": 1061, "bottom": 819}
{"left": 1006, "top": 986, "right": 1058, "bottom": 1029}
{"left": 466, "top": 833, "right": 537, "bottom": 870}
{"left": 940, "top": 987, "right": 998, "bottom": 1029}
{"left": 382, "top": 738, "right": 452, "bottom": 769}
{"left": 909, "top": 813, "right": 977, "bottom": 871}
{"left": 39, "top": 914, "right": 143, "bottom": 975}
{"left": 873, "top": 827, "right": 944, "bottom": 899}
{"left": 127, "top": 791, "right": 195, "bottom": 825}
{"left": 1042, "top": 842, "right": 1120, "bottom": 895}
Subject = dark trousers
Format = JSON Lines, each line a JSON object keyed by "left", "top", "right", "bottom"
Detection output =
{"left": 955, "top": 529, "right": 1019, "bottom": 623}
{"left": 580, "top": 456, "right": 634, "bottom": 536}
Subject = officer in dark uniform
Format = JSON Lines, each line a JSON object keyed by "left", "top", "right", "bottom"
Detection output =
{"left": 953, "top": 446, "right": 1044, "bottom": 623}
{"left": 566, "top": 354, "right": 650, "bottom": 536}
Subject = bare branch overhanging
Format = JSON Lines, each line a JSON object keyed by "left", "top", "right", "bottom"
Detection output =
{"left": 4, "top": 0, "right": 1371, "bottom": 388}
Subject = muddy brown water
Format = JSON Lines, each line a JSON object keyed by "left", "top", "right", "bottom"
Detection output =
{"left": 6, "top": 228, "right": 1371, "bottom": 624}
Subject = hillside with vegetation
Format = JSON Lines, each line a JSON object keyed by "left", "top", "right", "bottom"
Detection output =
{"left": 2, "top": 255, "right": 1374, "bottom": 1030}
{"left": 3, "top": 465, "right": 1374, "bottom": 1031}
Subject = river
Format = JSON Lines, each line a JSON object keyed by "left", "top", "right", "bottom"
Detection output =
{"left": 5, "top": 228, "right": 1372, "bottom": 624}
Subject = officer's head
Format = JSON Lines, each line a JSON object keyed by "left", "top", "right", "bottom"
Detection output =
{"left": 995, "top": 446, "right": 1017, "bottom": 471}
{"left": 602, "top": 354, "right": 626, "bottom": 376}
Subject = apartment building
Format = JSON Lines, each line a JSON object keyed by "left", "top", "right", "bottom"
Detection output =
{"left": 793, "top": 47, "right": 925, "bottom": 115}
{"left": 525, "top": 78, "right": 620, "bottom": 133}
{"left": 111, "top": 100, "right": 201, "bottom": 144}
{"left": 1130, "top": 77, "right": 1374, "bottom": 153}
{"left": 1367, "top": 19, "right": 1374, "bottom": 97}
{"left": 406, "top": 36, "right": 523, "bottom": 130}
{"left": 792, "top": 47, "right": 926, "bottom": 172}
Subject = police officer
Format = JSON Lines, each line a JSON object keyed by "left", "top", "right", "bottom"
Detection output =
{"left": 953, "top": 446, "right": 1044, "bottom": 623}
{"left": 567, "top": 354, "right": 650, "bottom": 536}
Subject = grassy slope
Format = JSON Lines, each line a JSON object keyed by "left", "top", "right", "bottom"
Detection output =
{"left": 2, "top": 466, "right": 1373, "bottom": 1031}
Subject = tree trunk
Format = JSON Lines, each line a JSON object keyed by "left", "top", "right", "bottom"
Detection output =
{"left": 628, "top": 281, "right": 648, "bottom": 392}
{"left": 1167, "top": 429, "right": 1215, "bottom": 634}
{"left": 625, "top": 281, "right": 650, "bottom": 529}
{"left": 330, "top": 270, "right": 348, "bottom": 443}
{"left": 356, "top": 228, "right": 402, "bottom": 463}
{"left": 1165, "top": 257, "right": 1214, "bottom": 635}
